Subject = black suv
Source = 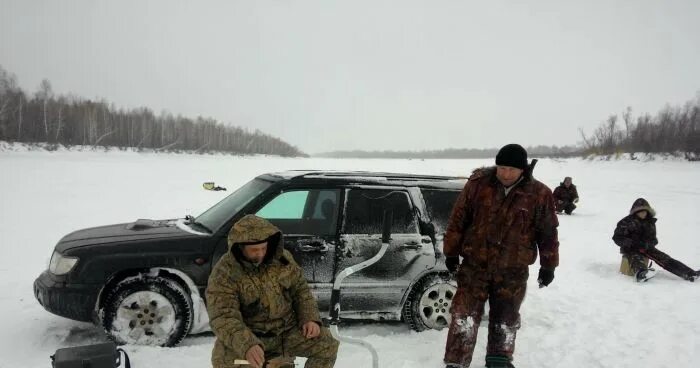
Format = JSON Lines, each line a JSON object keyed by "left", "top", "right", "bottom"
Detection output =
{"left": 34, "top": 171, "right": 465, "bottom": 346}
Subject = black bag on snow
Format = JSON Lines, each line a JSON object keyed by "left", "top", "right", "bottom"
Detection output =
{"left": 50, "top": 342, "right": 131, "bottom": 368}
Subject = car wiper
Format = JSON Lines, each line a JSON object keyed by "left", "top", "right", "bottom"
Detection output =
{"left": 185, "top": 215, "right": 213, "bottom": 233}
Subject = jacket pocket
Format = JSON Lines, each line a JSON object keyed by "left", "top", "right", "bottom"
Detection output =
{"left": 516, "top": 243, "right": 537, "bottom": 265}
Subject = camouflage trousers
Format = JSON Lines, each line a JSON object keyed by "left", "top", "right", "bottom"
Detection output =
{"left": 625, "top": 247, "right": 696, "bottom": 280}
{"left": 228, "top": 326, "right": 339, "bottom": 368}
{"left": 444, "top": 266, "right": 528, "bottom": 367}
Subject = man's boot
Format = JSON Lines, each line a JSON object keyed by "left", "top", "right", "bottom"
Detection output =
{"left": 485, "top": 355, "right": 515, "bottom": 368}
{"left": 635, "top": 268, "right": 657, "bottom": 282}
{"left": 684, "top": 270, "right": 700, "bottom": 282}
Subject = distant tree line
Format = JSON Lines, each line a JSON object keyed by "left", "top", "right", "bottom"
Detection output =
{"left": 0, "top": 65, "right": 305, "bottom": 156}
{"left": 316, "top": 145, "right": 580, "bottom": 159}
{"left": 580, "top": 94, "right": 700, "bottom": 158}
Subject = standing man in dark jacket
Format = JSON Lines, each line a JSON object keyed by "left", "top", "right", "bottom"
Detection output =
{"left": 206, "top": 215, "right": 339, "bottom": 368}
{"left": 613, "top": 198, "right": 699, "bottom": 282}
{"left": 553, "top": 176, "right": 579, "bottom": 215}
{"left": 442, "top": 144, "right": 560, "bottom": 368}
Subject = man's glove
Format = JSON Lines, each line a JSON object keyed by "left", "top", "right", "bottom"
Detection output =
{"left": 445, "top": 256, "right": 460, "bottom": 273}
{"left": 537, "top": 268, "right": 555, "bottom": 287}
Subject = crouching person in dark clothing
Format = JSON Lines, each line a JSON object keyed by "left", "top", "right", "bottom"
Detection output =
{"left": 613, "top": 198, "right": 700, "bottom": 282}
{"left": 442, "top": 144, "right": 560, "bottom": 368}
{"left": 206, "top": 215, "right": 339, "bottom": 368}
{"left": 552, "top": 176, "right": 579, "bottom": 215}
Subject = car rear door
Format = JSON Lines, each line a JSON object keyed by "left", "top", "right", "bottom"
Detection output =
{"left": 336, "top": 186, "right": 433, "bottom": 317}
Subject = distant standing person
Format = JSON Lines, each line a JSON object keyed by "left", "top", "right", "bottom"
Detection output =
{"left": 613, "top": 198, "right": 700, "bottom": 282}
{"left": 553, "top": 176, "right": 579, "bottom": 215}
{"left": 442, "top": 143, "right": 560, "bottom": 368}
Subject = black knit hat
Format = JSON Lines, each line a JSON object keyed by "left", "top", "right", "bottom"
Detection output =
{"left": 495, "top": 144, "right": 528, "bottom": 170}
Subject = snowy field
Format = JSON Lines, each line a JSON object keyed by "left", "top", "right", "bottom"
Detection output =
{"left": 1, "top": 148, "right": 699, "bottom": 368}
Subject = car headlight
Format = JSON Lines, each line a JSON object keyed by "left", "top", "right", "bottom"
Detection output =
{"left": 49, "top": 251, "right": 79, "bottom": 275}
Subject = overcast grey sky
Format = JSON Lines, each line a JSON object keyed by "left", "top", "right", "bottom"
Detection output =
{"left": 1, "top": 0, "right": 699, "bottom": 154}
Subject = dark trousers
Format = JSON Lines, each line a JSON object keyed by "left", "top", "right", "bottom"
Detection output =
{"left": 444, "top": 267, "right": 528, "bottom": 367}
{"left": 555, "top": 200, "right": 576, "bottom": 214}
{"left": 626, "top": 247, "right": 696, "bottom": 280}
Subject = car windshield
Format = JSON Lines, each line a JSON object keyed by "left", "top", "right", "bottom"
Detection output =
{"left": 195, "top": 178, "right": 272, "bottom": 233}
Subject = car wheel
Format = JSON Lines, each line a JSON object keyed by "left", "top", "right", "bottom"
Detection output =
{"left": 402, "top": 273, "right": 457, "bottom": 332}
{"left": 101, "top": 275, "right": 193, "bottom": 346}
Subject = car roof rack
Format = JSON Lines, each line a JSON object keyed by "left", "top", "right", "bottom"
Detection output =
{"left": 266, "top": 170, "right": 465, "bottom": 182}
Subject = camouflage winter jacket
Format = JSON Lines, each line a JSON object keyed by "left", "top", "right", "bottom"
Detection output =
{"left": 206, "top": 215, "right": 321, "bottom": 367}
{"left": 443, "top": 166, "right": 560, "bottom": 271}
{"left": 553, "top": 183, "right": 579, "bottom": 204}
{"left": 612, "top": 215, "right": 658, "bottom": 253}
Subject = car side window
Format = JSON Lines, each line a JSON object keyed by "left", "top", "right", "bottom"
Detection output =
{"left": 257, "top": 191, "right": 308, "bottom": 219}
{"left": 256, "top": 189, "right": 340, "bottom": 236}
{"left": 343, "top": 189, "right": 417, "bottom": 234}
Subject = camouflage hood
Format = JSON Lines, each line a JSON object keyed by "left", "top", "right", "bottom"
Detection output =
{"left": 629, "top": 198, "right": 656, "bottom": 217}
{"left": 227, "top": 214, "right": 284, "bottom": 265}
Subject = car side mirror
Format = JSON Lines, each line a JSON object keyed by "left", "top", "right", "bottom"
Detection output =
{"left": 420, "top": 221, "right": 436, "bottom": 237}
{"left": 420, "top": 221, "right": 437, "bottom": 245}
{"left": 203, "top": 182, "right": 227, "bottom": 191}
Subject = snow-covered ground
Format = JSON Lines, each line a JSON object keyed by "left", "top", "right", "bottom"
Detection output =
{"left": 1, "top": 149, "right": 698, "bottom": 368}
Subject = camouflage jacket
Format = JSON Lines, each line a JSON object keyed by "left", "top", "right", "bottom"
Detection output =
{"left": 612, "top": 214, "right": 658, "bottom": 253}
{"left": 553, "top": 183, "right": 579, "bottom": 204}
{"left": 206, "top": 215, "right": 321, "bottom": 366}
{"left": 443, "top": 166, "right": 560, "bottom": 271}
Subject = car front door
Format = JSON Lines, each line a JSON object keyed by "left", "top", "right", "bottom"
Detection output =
{"left": 254, "top": 188, "right": 339, "bottom": 288}
{"left": 336, "top": 187, "right": 434, "bottom": 318}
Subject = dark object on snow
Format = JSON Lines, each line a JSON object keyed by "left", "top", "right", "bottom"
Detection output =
{"left": 203, "top": 182, "right": 227, "bottom": 191}
{"left": 51, "top": 342, "right": 130, "bottom": 368}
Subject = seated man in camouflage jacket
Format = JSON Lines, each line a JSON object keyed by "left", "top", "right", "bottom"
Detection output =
{"left": 206, "top": 215, "right": 339, "bottom": 368}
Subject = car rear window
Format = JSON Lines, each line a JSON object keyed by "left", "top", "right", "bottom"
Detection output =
{"left": 421, "top": 189, "right": 461, "bottom": 234}
{"left": 343, "top": 189, "right": 417, "bottom": 234}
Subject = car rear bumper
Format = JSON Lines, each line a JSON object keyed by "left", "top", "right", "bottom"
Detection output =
{"left": 33, "top": 271, "right": 100, "bottom": 323}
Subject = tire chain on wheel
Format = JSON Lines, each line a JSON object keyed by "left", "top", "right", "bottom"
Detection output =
{"left": 101, "top": 275, "right": 193, "bottom": 347}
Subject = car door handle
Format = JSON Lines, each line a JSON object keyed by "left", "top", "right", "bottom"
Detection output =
{"left": 399, "top": 241, "right": 422, "bottom": 250}
{"left": 299, "top": 243, "right": 329, "bottom": 253}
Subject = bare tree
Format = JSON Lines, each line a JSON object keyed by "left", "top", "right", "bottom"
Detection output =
{"left": 36, "top": 79, "right": 53, "bottom": 140}
{"left": 0, "top": 66, "right": 305, "bottom": 156}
